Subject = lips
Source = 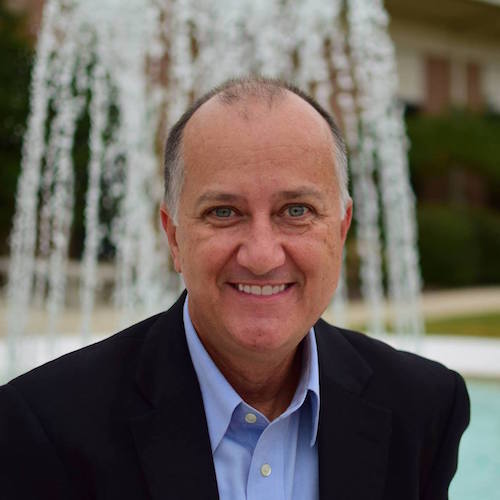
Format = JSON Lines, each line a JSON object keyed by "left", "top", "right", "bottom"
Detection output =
{"left": 236, "top": 283, "right": 287, "bottom": 296}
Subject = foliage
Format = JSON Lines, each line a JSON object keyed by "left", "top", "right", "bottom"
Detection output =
{"left": 417, "top": 203, "right": 500, "bottom": 287}
{"left": 407, "top": 112, "right": 500, "bottom": 288}
{"left": 0, "top": 4, "right": 33, "bottom": 254}
{"left": 406, "top": 111, "right": 500, "bottom": 186}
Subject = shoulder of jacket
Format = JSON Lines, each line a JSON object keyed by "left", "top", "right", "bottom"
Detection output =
{"left": 315, "top": 318, "right": 460, "bottom": 401}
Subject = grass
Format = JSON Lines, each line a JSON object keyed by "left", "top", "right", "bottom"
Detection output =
{"left": 350, "top": 312, "right": 500, "bottom": 338}
{"left": 425, "top": 312, "right": 500, "bottom": 338}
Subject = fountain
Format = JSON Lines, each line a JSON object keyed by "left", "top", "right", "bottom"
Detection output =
{"left": 4, "top": 0, "right": 423, "bottom": 380}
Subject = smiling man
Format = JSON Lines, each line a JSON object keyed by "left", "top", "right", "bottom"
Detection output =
{"left": 162, "top": 84, "right": 351, "bottom": 423}
{"left": 0, "top": 78, "right": 469, "bottom": 500}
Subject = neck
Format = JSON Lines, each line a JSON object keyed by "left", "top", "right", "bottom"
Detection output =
{"left": 205, "top": 342, "right": 304, "bottom": 421}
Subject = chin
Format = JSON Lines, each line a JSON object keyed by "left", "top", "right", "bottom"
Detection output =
{"left": 230, "top": 321, "right": 301, "bottom": 353}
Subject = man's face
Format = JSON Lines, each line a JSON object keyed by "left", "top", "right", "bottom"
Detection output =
{"left": 162, "top": 93, "right": 352, "bottom": 365}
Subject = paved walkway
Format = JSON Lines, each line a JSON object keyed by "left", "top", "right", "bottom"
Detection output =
{"left": 327, "top": 286, "right": 500, "bottom": 325}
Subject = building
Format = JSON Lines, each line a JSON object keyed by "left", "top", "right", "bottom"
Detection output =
{"left": 388, "top": 0, "right": 500, "bottom": 114}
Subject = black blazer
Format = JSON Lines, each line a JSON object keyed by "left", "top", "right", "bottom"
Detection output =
{"left": 0, "top": 292, "right": 469, "bottom": 499}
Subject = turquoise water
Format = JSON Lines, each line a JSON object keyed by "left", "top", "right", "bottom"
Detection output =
{"left": 450, "top": 379, "right": 500, "bottom": 500}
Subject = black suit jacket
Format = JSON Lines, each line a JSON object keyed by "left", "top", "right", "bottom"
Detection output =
{"left": 0, "top": 292, "right": 469, "bottom": 499}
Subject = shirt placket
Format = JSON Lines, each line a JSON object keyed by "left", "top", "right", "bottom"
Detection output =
{"left": 246, "top": 418, "right": 287, "bottom": 500}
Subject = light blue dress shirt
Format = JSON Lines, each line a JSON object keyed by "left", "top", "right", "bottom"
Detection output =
{"left": 183, "top": 297, "right": 320, "bottom": 500}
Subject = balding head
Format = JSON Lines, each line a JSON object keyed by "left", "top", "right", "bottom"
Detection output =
{"left": 164, "top": 77, "right": 349, "bottom": 223}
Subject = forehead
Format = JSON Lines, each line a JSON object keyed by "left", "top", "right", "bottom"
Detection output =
{"left": 182, "top": 91, "right": 336, "bottom": 170}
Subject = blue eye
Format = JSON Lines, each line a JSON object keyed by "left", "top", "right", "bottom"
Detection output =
{"left": 287, "top": 205, "right": 308, "bottom": 217}
{"left": 213, "top": 207, "right": 234, "bottom": 218}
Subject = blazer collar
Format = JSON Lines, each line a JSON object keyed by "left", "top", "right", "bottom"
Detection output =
{"left": 315, "top": 319, "right": 392, "bottom": 500}
{"left": 129, "top": 291, "right": 219, "bottom": 500}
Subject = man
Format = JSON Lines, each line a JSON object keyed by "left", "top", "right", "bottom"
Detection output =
{"left": 0, "top": 77, "right": 469, "bottom": 499}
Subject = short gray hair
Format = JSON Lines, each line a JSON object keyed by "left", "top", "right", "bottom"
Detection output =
{"left": 164, "top": 77, "right": 350, "bottom": 223}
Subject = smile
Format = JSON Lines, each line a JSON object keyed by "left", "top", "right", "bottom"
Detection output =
{"left": 236, "top": 283, "right": 287, "bottom": 296}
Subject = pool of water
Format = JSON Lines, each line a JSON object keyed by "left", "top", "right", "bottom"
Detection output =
{"left": 450, "top": 379, "right": 500, "bottom": 499}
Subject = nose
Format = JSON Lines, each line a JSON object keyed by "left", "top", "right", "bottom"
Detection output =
{"left": 236, "top": 216, "right": 286, "bottom": 275}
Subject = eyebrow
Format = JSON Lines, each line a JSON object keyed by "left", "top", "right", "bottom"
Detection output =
{"left": 194, "top": 191, "right": 245, "bottom": 210}
{"left": 194, "top": 187, "right": 326, "bottom": 209}
{"left": 277, "top": 188, "right": 326, "bottom": 201}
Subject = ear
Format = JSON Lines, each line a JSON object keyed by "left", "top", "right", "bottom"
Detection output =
{"left": 160, "top": 203, "right": 182, "bottom": 273}
{"left": 340, "top": 198, "right": 353, "bottom": 243}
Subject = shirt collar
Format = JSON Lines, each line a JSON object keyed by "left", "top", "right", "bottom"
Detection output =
{"left": 183, "top": 295, "right": 320, "bottom": 453}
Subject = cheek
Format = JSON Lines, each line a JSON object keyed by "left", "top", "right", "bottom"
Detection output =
{"left": 297, "top": 228, "right": 343, "bottom": 283}
{"left": 322, "top": 222, "right": 344, "bottom": 257}
{"left": 175, "top": 230, "right": 200, "bottom": 275}
{"left": 179, "top": 231, "right": 237, "bottom": 277}
{"left": 301, "top": 226, "right": 341, "bottom": 263}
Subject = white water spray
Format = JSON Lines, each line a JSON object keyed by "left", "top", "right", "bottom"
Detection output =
{"left": 5, "top": 0, "right": 423, "bottom": 379}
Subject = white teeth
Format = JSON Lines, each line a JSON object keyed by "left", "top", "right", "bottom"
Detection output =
{"left": 236, "top": 284, "right": 287, "bottom": 296}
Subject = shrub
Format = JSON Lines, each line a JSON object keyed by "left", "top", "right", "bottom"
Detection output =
{"left": 417, "top": 203, "right": 500, "bottom": 287}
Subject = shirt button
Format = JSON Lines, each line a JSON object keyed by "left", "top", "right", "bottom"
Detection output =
{"left": 245, "top": 412, "right": 257, "bottom": 424}
{"left": 260, "top": 463, "right": 272, "bottom": 477}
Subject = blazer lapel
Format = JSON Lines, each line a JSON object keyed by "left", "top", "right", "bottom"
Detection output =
{"left": 128, "top": 293, "right": 219, "bottom": 500}
{"left": 315, "top": 320, "right": 392, "bottom": 500}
